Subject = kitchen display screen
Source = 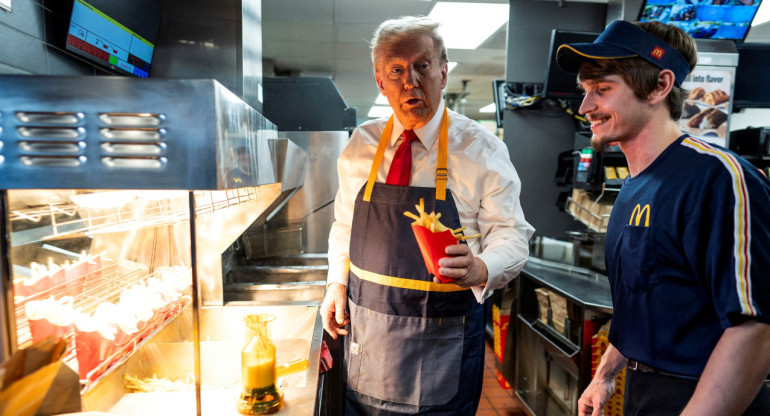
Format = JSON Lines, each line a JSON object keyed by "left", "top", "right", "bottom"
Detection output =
{"left": 66, "top": 0, "right": 160, "bottom": 78}
{"left": 639, "top": 0, "right": 763, "bottom": 40}
{"left": 544, "top": 29, "right": 600, "bottom": 101}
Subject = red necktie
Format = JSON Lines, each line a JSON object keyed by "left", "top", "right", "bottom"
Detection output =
{"left": 386, "top": 129, "right": 418, "bottom": 186}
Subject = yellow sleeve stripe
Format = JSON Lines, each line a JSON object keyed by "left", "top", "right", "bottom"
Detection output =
{"left": 682, "top": 137, "right": 756, "bottom": 316}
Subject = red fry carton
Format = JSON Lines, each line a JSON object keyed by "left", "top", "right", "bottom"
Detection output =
{"left": 411, "top": 223, "right": 458, "bottom": 283}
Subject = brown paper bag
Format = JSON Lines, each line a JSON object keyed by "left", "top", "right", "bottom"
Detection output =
{"left": 0, "top": 337, "right": 81, "bottom": 416}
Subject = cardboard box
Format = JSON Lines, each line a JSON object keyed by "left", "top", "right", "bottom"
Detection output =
{"left": 548, "top": 291, "right": 568, "bottom": 335}
{"left": 534, "top": 288, "right": 551, "bottom": 326}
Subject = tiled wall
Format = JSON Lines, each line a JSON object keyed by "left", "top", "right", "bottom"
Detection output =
{"left": 0, "top": 0, "right": 111, "bottom": 76}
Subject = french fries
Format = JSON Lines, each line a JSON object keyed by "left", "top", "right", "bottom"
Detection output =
{"left": 404, "top": 198, "right": 481, "bottom": 241}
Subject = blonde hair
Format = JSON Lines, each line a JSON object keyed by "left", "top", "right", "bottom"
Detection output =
{"left": 370, "top": 16, "right": 448, "bottom": 73}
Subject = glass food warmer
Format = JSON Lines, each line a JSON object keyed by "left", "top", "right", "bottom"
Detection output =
{"left": 0, "top": 75, "right": 323, "bottom": 415}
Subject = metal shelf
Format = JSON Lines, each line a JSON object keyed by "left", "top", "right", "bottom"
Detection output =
{"left": 518, "top": 314, "right": 579, "bottom": 359}
{"left": 9, "top": 188, "right": 262, "bottom": 246}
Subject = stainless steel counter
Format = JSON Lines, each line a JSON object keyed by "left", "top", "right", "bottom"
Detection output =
{"left": 522, "top": 257, "right": 613, "bottom": 314}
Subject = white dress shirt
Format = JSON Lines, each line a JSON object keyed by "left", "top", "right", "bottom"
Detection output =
{"left": 327, "top": 100, "right": 534, "bottom": 302}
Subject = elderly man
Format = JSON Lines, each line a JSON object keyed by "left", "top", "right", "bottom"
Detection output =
{"left": 320, "top": 15, "right": 533, "bottom": 416}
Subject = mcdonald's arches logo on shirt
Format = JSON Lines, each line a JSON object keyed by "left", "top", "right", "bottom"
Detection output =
{"left": 629, "top": 204, "right": 651, "bottom": 227}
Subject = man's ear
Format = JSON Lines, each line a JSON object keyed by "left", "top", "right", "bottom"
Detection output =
{"left": 375, "top": 72, "right": 385, "bottom": 94}
{"left": 440, "top": 63, "right": 448, "bottom": 89}
{"left": 649, "top": 69, "right": 675, "bottom": 105}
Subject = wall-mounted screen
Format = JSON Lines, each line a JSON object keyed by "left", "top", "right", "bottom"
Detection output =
{"left": 733, "top": 42, "right": 770, "bottom": 110}
{"left": 544, "top": 29, "right": 600, "bottom": 101}
{"left": 639, "top": 0, "right": 763, "bottom": 40}
{"left": 65, "top": 0, "right": 161, "bottom": 78}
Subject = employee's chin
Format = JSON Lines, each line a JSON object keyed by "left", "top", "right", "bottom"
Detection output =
{"left": 591, "top": 135, "right": 613, "bottom": 153}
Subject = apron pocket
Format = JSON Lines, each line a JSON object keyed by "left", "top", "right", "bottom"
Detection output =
{"left": 346, "top": 300, "right": 464, "bottom": 406}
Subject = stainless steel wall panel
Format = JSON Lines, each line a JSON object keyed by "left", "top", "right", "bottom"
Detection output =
{"left": 268, "top": 131, "right": 347, "bottom": 253}
{"left": 153, "top": 0, "right": 263, "bottom": 113}
{"left": 152, "top": 16, "right": 240, "bottom": 92}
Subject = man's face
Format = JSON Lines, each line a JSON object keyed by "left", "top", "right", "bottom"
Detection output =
{"left": 375, "top": 34, "right": 448, "bottom": 130}
{"left": 237, "top": 152, "right": 251, "bottom": 174}
{"left": 578, "top": 74, "right": 652, "bottom": 151}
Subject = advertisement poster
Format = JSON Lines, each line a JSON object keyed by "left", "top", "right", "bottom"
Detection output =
{"left": 678, "top": 67, "right": 733, "bottom": 147}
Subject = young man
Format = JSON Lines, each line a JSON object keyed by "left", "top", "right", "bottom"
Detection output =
{"left": 557, "top": 20, "right": 770, "bottom": 415}
{"left": 320, "top": 16, "right": 533, "bottom": 415}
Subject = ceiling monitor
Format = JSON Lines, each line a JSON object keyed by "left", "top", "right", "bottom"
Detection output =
{"left": 639, "top": 0, "right": 763, "bottom": 40}
{"left": 65, "top": 0, "right": 162, "bottom": 78}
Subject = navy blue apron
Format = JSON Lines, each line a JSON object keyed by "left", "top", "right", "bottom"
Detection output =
{"left": 343, "top": 110, "right": 485, "bottom": 415}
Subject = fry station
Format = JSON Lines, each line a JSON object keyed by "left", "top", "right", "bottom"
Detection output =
{"left": 2, "top": 1, "right": 770, "bottom": 416}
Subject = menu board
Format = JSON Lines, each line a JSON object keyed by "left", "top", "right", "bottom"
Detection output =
{"left": 678, "top": 67, "right": 733, "bottom": 147}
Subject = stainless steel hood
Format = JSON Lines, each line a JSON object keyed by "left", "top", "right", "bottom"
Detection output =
{"left": 0, "top": 75, "right": 275, "bottom": 190}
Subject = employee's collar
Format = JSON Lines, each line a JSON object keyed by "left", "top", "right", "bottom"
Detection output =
{"left": 392, "top": 99, "right": 445, "bottom": 149}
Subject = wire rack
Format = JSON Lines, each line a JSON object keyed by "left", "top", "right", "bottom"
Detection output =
{"left": 7, "top": 187, "right": 257, "bottom": 389}
{"left": 13, "top": 258, "right": 192, "bottom": 389}
{"left": 193, "top": 187, "right": 261, "bottom": 216}
{"left": 566, "top": 187, "right": 618, "bottom": 233}
{"left": 8, "top": 187, "right": 261, "bottom": 242}
{"left": 566, "top": 196, "right": 611, "bottom": 233}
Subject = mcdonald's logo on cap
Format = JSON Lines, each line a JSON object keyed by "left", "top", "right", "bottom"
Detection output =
{"left": 650, "top": 46, "right": 665, "bottom": 60}
{"left": 629, "top": 204, "right": 651, "bottom": 227}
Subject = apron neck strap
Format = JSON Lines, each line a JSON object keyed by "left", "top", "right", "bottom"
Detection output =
{"left": 363, "top": 108, "right": 449, "bottom": 202}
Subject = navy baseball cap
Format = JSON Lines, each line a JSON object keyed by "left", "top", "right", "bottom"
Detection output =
{"left": 556, "top": 20, "right": 691, "bottom": 86}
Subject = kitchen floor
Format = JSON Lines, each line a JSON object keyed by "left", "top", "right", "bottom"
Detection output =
{"left": 478, "top": 339, "right": 530, "bottom": 416}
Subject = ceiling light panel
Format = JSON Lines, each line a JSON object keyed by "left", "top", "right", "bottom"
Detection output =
{"left": 429, "top": 2, "right": 509, "bottom": 49}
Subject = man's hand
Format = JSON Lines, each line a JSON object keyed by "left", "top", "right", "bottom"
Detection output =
{"left": 320, "top": 282, "right": 349, "bottom": 339}
{"left": 578, "top": 368, "right": 615, "bottom": 416}
{"left": 578, "top": 368, "right": 617, "bottom": 416}
{"left": 435, "top": 244, "right": 488, "bottom": 287}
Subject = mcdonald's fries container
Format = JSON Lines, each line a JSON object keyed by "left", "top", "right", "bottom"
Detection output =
{"left": 411, "top": 224, "right": 458, "bottom": 283}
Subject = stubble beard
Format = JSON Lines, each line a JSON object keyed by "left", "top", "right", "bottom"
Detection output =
{"left": 590, "top": 133, "right": 616, "bottom": 153}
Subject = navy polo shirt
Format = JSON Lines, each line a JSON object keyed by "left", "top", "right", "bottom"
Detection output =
{"left": 605, "top": 135, "right": 770, "bottom": 377}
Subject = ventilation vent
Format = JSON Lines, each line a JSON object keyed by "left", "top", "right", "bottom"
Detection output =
{"left": 14, "top": 112, "right": 86, "bottom": 164}
{"left": 98, "top": 113, "right": 165, "bottom": 126}
{"left": 16, "top": 111, "right": 84, "bottom": 125}
{"left": 20, "top": 155, "right": 86, "bottom": 167}
{"left": 98, "top": 113, "right": 167, "bottom": 169}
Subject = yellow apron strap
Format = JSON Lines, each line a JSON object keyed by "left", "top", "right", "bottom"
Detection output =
{"left": 436, "top": 107, "right": 449, "bottom": 201}
{"left": 363, "top": 116, "right": 394, "bottom": 202}
{"left": 362, "top": 109, "right": 450, "bottom": 202}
